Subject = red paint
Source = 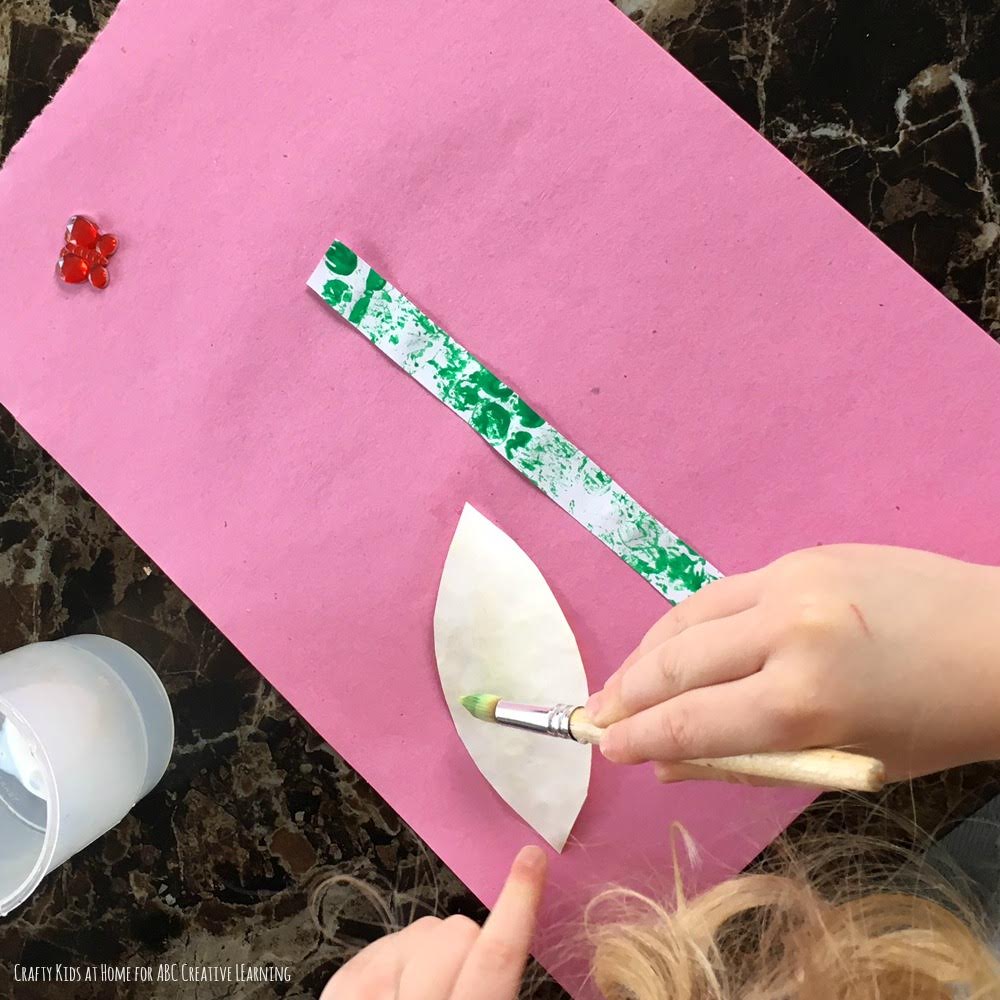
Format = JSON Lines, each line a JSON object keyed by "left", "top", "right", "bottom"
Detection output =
{"left": 849, "top": 602, "right": 872, "bottom": 637}
{"left": 57, "top": 216, "right": 118, "bottom": 289}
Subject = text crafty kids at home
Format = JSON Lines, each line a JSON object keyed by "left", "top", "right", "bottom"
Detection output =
{"left": 14, "top": 963, "right": 292, "bottom": 984}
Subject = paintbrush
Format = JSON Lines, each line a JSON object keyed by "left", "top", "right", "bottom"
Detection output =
{"left": 460, "top": 694, "right": 886, "bottom": 792}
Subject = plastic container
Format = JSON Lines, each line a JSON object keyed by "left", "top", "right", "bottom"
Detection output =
{"left": 0, "top": 635, "right": 173, "bottom": 915}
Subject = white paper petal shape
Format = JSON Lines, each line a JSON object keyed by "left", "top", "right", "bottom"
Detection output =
{"left": 434, "top": 504, "right": 590, "bottom": 852}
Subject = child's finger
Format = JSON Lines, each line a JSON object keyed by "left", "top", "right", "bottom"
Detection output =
{"left": 322, "top": 917, "right": 441, "bottom": 996}
{"left": 588, "top": 573, "right": 760, "bottom": 718}
{"left": 600, "top": 674, "right": 782, "bottom": 764}
{"left": 592, "top": 610, "right": 766, "bottom": 726}
{"left": 397, "top": 915, "right": 480, "bottom": 998}
{"left": 639, "top": 572, "right": 761, "bottom": 649}
{"left": 450, "top": 846, "right": 548, "bottom": 1000}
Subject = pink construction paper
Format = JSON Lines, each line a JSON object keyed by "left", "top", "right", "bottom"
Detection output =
{"left": 3, "top": 0, "right": 1000, "bottom": 992}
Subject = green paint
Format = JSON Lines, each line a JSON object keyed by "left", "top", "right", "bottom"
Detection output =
{"left": 504, "top": 430, "right": 533, "bottom": 460}
{"left": 309, "top": 241, "right": 721, "bottom": 604}
{"left": 346, "top": 267, "right": 389, "bottom": 325}
{"left": 460, "top": 693, "right": 501, "bottom": 722}
{"left": 427, "top": 332, "right": 467, "bottom": 382}
{"left": 513, "top": 399, "right": 544, "bottom": 428}
{"left": 471, "top": 401, "right": 511, "bottom": 442}
{"left": 322, "top": 279, "right": 352, "bottom": 307}
{"left": 471, "top": 368, "right": 513, "bottom": 401}
{"left": 583, "top": 465, "right": 612, "bottom": 495}
{"left": 512, "top": 433, "right": 579, "bottom": 495}
{"left": 671, "top": 549, "right": 715, "bottom": 592}
{"left": 449, "top": 377, "right": 486, "bottom": 410}
{"left": 325, "top": 242, "right": 358, "bottom": 275}
{"left": 348, "top": 292, "right": 373, "bottom": 325}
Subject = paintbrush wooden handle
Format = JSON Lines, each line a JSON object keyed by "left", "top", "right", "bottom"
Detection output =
{"left": 568, "top": 711, "right": 605, "bottom": 745}
{"left": 680, "top": 750, "right": 885, "bottom": 792}
{"left": 569, "top": 710, "right": 885, "bottom": 792}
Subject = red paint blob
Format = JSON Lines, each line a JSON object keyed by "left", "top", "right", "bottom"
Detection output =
{"left": 57, "top": 215, "right": 118, "bottom": 289}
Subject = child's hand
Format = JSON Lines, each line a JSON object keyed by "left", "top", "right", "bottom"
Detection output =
{"left": 587, "top": 545, "right": 1000, "bottom": 782}
{"left": 320, "top": 846, "right": 547, "bottom": 999}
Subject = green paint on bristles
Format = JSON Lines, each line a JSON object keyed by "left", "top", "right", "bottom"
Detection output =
{"left": 460, "top": 693, "right": 501, "bottom": 723}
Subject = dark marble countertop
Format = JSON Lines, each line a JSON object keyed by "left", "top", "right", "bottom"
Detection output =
{"left": 1, "top": 1, "right": 999, "bottom": 997}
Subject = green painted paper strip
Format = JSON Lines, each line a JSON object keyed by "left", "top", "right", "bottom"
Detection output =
{"left": 307, "top": 242, "right": 721, "bottom": 603}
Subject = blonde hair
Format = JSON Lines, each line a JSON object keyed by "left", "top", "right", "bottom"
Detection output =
{"left": 586, "top": 829, "right": 1000, "bottom": 1000}
{"left": 313, "top": 817, "right": 1000, "bottom": 999}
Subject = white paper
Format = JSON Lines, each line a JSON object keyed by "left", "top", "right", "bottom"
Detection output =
{"left": 434, "top": 504, "right": 590, "bottom": 851}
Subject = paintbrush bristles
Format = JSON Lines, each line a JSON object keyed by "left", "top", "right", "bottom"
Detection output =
{"left": 460, "top": 693, "right": 501, "bottom": 723}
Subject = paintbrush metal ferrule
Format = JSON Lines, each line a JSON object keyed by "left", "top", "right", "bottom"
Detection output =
{"left": 476, "top": 695, "right": 886, "bottom": 790}
{"left": 493, "top": 701, "right": 581, "bottom": 741}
